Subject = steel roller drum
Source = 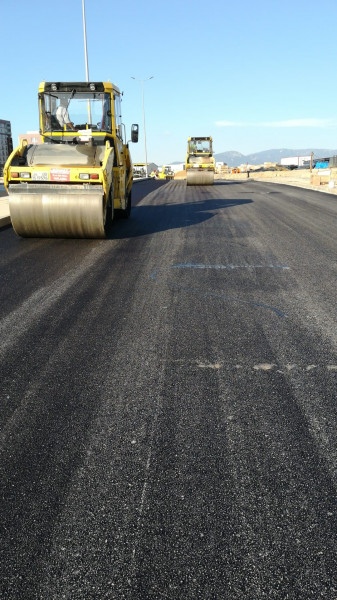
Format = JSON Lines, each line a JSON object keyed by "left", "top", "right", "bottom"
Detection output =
{"left": 8, "top": 184, "right": 106, "bottom": 238}
{"left": 186, "top": 170, "right": 214, "bottom": 186}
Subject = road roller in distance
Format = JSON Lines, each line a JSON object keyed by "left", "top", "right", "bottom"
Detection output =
{"left": 158, "top": 166, "right": 175, "bottom": 180}
{"left": 4, "top": 81, "right": 139, "bottom": 238}
{"left": 185, "top": 136, "right": 215, "bottom": 185}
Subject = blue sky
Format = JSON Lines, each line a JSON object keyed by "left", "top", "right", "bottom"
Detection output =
{"left": 1, "top": 0, "right": 337, "bottom": 164}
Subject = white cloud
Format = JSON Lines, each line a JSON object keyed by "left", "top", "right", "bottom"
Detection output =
{"left": 215, "top": 118, "right": 337, "bottom": 128}
{"left": 261, "top": 118, "right": 337, "bottom": 128}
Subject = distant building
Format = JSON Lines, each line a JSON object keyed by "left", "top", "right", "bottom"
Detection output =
{"left": 0, "top": 119, "right": 13, "bottom": 176}
{"left": 280, "top": 155, "right": 311, "bottom": 167}
{"left": 18, "top": 131, "right": 43, "bottom": 145}
{"left": 146, "top": 162, "right": 158, "bottom": 176}
{"left": 165, "top": 163, "right": 184, "bottom": 173}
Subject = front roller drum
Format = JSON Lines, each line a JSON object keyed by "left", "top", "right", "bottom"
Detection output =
{"left": 186, "top": 169, "right": 214, "bottom": 186}
{"left": 9, "top": 184, "right": 107, "bottom": 238}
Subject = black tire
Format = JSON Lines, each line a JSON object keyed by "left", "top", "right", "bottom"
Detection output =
{"left": 104, "top": 184, "right": 114, "bottom": 234}
{"left": 116, "top": 187, "right": 131, "bottom": 219}
{"left": 122, "top": 188, "right": 132, "bottom": 219}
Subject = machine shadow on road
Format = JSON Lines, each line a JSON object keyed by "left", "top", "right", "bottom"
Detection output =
{"left": 213, "top": 180, "right": 250, "bottom": 185}
{"left": 132, "top": 180, "right": 168, "bottom": 206}
{"left": 111, "top": 197, "right": 253, "bottom": 239}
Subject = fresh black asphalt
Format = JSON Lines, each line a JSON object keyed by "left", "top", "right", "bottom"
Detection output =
{"left": 1, "top": 179, "right": 336, "bottom": 599}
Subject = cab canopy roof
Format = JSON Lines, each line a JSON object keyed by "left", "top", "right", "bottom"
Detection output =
{"left": 188, "top": 136, "right": 212, "bottom": 141}
{"left": 39, "top": 81, "right": 120, "bottom": 94}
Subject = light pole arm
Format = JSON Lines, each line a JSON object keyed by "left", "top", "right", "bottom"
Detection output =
{"left": 141, "top": 82, "right": 148, "bottom": 177}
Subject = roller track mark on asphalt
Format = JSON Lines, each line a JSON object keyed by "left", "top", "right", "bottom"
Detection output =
{"left": 0, "top": 243, "right": 111, "bottom": 359}
{"left": 150, "top": 263, "right": 289, "bottom": 318}
{"left": 171, "top": 263, "right": 290, "bottom": 271}
{"left": 128, "top": 364, "right": 166, "bottom": 589}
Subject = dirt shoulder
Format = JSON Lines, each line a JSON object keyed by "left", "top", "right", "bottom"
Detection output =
{"left": 216, "top": 168, "right": 337, "bottom": 196}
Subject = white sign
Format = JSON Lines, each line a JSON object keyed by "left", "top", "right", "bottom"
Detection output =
{"left": 32, "top": 171, "right": 49, "bottom": 181}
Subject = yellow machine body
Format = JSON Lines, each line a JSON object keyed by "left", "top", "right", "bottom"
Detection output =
{"left": 4, "top": 81, "right": 138, "bottom": 238}
{"left": 185, "top": 136, "right": 215, "bottom": 185}
{"left": 158, "top": 166, "right": 174, "bottom": 180}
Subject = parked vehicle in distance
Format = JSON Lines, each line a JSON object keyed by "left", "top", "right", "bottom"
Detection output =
{"left": 133, "top": 163, "right": 147, "bottom": 178}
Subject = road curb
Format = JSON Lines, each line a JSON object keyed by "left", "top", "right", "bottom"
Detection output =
{"left": 0, "top": 216, "right": 11, "bottom": 228}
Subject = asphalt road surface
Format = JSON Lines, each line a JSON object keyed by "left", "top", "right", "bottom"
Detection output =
{"left": 1, "top": 179, "right": 336, "bottom": 599}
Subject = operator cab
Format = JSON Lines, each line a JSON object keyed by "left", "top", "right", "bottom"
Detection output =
{"left": 39, "top": 82, "right": 138, "bottom": 146}
{"left": 188, "top": 137, "right": 213, "bottom": 155}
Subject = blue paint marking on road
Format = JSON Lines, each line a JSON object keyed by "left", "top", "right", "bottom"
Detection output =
{"left": 150, "top": 263, "right": 289, "bottom": 317}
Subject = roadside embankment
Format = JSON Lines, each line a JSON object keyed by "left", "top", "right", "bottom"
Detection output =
{"left": 250, "top": 168, "right": 337, "bottom": 195}
{"left": 175, "top": 167, "right": 337, "bottom": 194}
{"left": 217, "top": 167, "right": 337, "bottom": 195}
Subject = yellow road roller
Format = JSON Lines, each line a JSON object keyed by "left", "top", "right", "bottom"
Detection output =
{"left": 185, "top": 136, "right": 215, "bottom": 185}
{"left": 4, "top": 81, "right": 139, "bottom": 238}
{"left": 158, "top": 166, "right": 174, "bottom": 181}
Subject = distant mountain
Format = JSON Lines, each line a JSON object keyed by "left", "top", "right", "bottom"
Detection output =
{"left": 214, "top": 148, "right": 337, "bottom": 167}
{"left": 214, "top": 151, "right": 246, "bottom": 165}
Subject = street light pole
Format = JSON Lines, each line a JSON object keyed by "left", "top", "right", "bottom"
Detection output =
{"left": 82, "top": 0, "right": 90, "bottom": 82}
{"left": 82, "top": 0, "right": 92, "bottom": 124}
{"left": 131, "top": 76, "right": 153, "bottom": 177}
